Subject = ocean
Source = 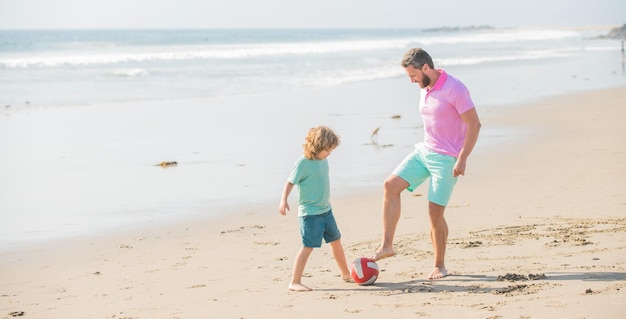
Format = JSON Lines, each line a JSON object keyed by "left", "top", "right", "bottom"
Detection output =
{"left": 1, "top": 27, "right": 624, "bottom": 250}
{"left": 1, "top": 28, "right": 623, "bottom": 109}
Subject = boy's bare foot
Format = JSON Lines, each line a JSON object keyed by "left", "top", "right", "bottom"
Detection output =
{"left": 342, "top": 274, "right": 354, "bottom": 283}
{"left": 370, "top": 247, "right": 396, "bottom": 261}
{"left": 427, "top": 267, "right": 447, "bottom": 280}
{"left": 288, "top": 283, "right": 312, "bottom": 292}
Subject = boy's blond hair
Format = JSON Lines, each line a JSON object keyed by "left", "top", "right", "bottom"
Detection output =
{"left": 303, "top": 126, "right": 340, "bottom": 160}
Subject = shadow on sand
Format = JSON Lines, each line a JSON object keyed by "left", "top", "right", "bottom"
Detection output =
{"left": 315, "top": 271, "right": 626, "bottom": 294}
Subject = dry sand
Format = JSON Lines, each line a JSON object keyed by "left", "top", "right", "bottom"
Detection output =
{"left": 1, "top": 86, "right": 625, "bottom": 319}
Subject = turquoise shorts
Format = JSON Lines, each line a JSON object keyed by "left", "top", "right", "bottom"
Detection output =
{"left": 299, "top": 210, "right": 341, "bottom": 248}
{"left": 392, "top": 143, "right": 458, "bottom": 206}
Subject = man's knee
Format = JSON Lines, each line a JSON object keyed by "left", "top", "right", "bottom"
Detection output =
{"left": 428, "top": 202, "right": 446, "bottom": 220}
{"left": 384, "top": 175, "right": 408, "bottom": 194}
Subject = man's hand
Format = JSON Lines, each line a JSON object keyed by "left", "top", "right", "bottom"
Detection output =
{"left": 453, "top": 158, "right": 466, "bottom": 177}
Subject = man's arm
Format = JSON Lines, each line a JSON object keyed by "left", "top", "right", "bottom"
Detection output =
{"left": 454, "top": 108, "right": 481, "bottom": 177}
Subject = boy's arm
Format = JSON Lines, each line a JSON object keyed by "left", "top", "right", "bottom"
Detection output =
{"left": 278, "top": 181, "right": 294, "bottom": 215}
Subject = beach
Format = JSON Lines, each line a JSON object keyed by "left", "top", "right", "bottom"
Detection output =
{"left": 1, "top": 85, "right": 625, "bottom": 318}
{"left": 2, "top": 26, "right": 625, "bottom": 249}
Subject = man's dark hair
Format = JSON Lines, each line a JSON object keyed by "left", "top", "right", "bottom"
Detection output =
{"left": 401, "top": 48, "right": 434, "bottom": 69}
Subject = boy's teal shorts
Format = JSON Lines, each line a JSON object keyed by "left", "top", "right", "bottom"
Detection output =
{"left": 392, "top": 143, "right": 458, "bottom": 206}
{"left": 299, "top": 210, "right": 341, "bottom": 248}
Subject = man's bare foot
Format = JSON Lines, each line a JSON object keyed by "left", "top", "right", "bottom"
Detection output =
{"left": 427, "top": 267, "right": 447, "bottom": 280}
{"left": 370, "top": 247, "right": 396, "bottom": 261}
{"left": 288, "top": 283, "right": 312, "bottom": 291}
{"left": 342, "top": 274, "right": 354, "bottom": 283}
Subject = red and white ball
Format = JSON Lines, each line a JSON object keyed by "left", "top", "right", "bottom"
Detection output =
{"left": 350, "top": 257, "right": 379, "bottom": 285}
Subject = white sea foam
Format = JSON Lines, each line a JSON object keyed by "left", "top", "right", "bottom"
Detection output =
{"left": 414, "top": 29, "right": 581, "bottom": 45}
{"left": 0, "top": 28, "right": 589, "bottom": 69}
{"left": 304, "top": 66, "right": 402, "bottom": 86}
{"left": 0, "top": 40, "right": 406, "bottom": 68}
{"left": 438, "top": 49, "right": 576, "bottom": 66}
{"left": 108, "top": 69, "right": 150, "bottom": 77}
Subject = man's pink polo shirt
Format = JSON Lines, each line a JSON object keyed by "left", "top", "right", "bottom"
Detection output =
{"left": 418, "top": 69, "right": 475, "bottom": 157}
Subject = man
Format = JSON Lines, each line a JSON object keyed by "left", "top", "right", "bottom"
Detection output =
{"left": 371, "top": 48, "right": 481, "bottom": 280}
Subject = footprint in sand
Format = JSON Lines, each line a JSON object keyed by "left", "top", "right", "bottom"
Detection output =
{"left": 492, "top": 284, "right": 527, "bottom": 295}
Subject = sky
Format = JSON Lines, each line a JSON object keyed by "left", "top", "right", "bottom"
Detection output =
{"left": 0, "top": 0, "right": 624, "bottom": 29}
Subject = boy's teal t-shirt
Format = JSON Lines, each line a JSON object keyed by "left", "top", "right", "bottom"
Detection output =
{"left": 288, "top": 156, "right": 331, "bottom": 217}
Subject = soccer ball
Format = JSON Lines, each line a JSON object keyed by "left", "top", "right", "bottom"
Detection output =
{"left": 350, "top": 257, "right": 379, "bottom": 285}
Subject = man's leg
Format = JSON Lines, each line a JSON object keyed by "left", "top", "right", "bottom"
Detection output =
{"left": 371, "top": 175, "right": 409, "bottom": 261}
{"left": 428, "top": 201, "right": 448, "bottom": 279}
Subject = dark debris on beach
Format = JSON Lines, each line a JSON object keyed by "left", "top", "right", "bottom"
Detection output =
{"left": 492, "top": 284, "right": 528, "bottom": 295}
{"left": 497, "top": 273, "right": 547, "bottom": 282}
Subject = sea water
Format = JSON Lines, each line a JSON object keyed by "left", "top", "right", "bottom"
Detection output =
{"left": 0, "top": 27, "right": 624, "bottom": 249}
{"left": 2, "top": 28, "right": 623, "bottom": 109}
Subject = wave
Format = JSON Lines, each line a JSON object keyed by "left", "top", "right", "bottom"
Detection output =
{"left": 307, "top": 47, "right": 581, "bottom": 87}
{"left": 0, "top": 39, "right": 408, "bottom": 68}
{"left": 0, "top": 28, "right": 589, "bottom": 69}
{"left": 415, "top": 29, "right": 581, "bottom": 45}
{"left": 438, "top": 48, "right": 576, "bottom": 66}
{"left": 107, "top": 69, "right": 150, "bottom": 77}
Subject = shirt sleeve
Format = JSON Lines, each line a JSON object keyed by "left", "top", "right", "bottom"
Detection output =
{"left": 287, "top": 157, "right": 307, "bottom": 185}
{"left": 452, "top": 81, "right": 475, "bottom": 115}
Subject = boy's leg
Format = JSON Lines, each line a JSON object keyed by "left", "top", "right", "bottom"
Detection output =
{"left": 328, "top": 239, "right": 351, "bottom": 281}
{"left": 290, "top": 246, "right": 314, "bottom": 291}
{"left": 292, "top": 213, "right": 323, "bottom": 291}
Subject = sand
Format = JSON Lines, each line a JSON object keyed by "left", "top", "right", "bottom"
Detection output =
{"left": 1, "top": 86, "right": 625, "bottom": 319}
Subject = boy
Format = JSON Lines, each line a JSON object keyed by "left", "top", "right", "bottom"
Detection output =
{"left": 278, "top": 126, "right": 351, "bottom": 291}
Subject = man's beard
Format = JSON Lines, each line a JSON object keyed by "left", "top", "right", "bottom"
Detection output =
{"left": 421, "top": 73, "right": 431, "bottom": 88}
